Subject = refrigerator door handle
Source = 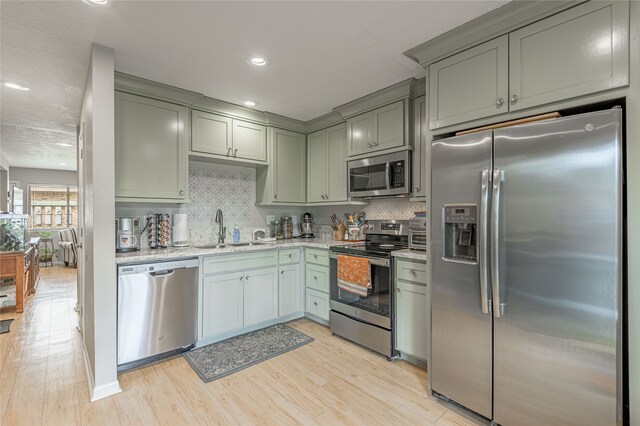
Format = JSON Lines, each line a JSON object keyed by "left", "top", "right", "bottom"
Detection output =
{"left": 491, "top": 169, "right": 503, "bottom": 318}
{"left": 479, "top": 169, "right": 491, "bottom": 314}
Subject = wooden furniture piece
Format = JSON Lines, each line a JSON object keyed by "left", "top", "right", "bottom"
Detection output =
{"left": 0, "top": 252, "right": 27, "bottom": 313}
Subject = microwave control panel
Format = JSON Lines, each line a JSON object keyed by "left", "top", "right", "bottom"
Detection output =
{"left": 391, "top": 161, "right": 405, "bottom": 188}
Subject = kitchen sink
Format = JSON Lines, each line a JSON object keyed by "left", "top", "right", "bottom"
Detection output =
{"left": 227, "top": 242, "right": 266, "bottom": 247}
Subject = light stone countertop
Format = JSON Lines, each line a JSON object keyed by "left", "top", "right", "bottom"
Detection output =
{"left": 115, "top": 238, "right": 358, "bottom": 265}
{"left": 391, "top": 249, "right": 427, "bottom": 262}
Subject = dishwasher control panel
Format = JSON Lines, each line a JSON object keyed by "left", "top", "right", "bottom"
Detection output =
{"left": 118, "top": 258, "right": 199, "bottom": 275}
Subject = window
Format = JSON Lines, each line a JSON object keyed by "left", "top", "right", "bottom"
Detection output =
{"left": 29, "top": 185, "right": 78, "bottom": 230}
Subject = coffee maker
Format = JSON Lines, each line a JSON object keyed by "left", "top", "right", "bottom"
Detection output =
{"left": 299, "top": 212, "right": 315, "bottom": 238}
{"left": 116, "top": 217, "right": 140, "bottom": 253}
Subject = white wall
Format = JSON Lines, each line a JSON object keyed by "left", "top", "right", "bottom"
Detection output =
{"left": 8, "top": 167, "right": 77, "bottom": 211}
{"left": 79, "top": 44, "right": 119, "bottom": 401}
{"left": 0, "top": 153, "right": 9, "bottom": 211}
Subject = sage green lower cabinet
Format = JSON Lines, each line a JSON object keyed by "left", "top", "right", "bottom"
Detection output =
{"left": 115, "top": 91, "right": 189, "bottom": 202}
{"left": 279, "top": 263, "right": 302, "bottom": 317}
{"left": 202, "top": 272, "right": 244, "bottom": 337}
{"left": 394, "top": 259, "right": 428, "bottom": 361}
{"left": 243, "top": 267, "right": 279, "bottom": 327}
{"left": 304, "top": 248, "right": 331, "bottom": 323}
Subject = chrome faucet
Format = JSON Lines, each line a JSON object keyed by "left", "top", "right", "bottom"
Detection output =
{"left": 215, "top": 209, "right": 226, "bottom": 244}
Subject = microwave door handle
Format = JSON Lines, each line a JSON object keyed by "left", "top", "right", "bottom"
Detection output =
{"left": 385, "top": 163, "right": 391, "bottom": 190}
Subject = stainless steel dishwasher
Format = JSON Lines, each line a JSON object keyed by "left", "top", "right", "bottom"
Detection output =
{"left": 117, "top": 258, "right": 198, "bottom": 369}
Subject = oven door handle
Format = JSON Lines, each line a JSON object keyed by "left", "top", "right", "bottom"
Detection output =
{"left": 329, "top": 253, "right": 390, "bottom": 267}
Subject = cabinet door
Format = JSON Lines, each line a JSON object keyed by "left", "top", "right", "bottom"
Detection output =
{"left": 326, "top": 123, "right": 348, "bottom": 202}
{"left": 191, "top": 110, "right": 231, "bottom": 156}
{"left": 396, "top": 279, "right": 428, "bottom": 360}
{"left": 372, "top": 101, "right": 404, "bottom": 152}
{"left": 509, "top": 1, "right": 629, "bottom": 112}
{"left": 279, "top": 263, "right": 302, "bottom": 317}
{"left": 202, "top": 272, "right": 243, "bottom": 338}
{"left": 429, "top": 35, "right": 508, "bottom": 129}
{"left": 272, "top": 128, "right": 306, "bottom": 202}
{"left": 347, "top": 112, "right": 373, "bottom": 156}
{"left": 306, "top": 130, "right": 327, "bottom": 202}
{"left": 243, "top": 267, "right": 279, "bottom": 327}
{"left": 115, "top": 92, "right": 188, "bottom": 200}
{"left": 232, "top": 120, "right": 267, "bottom": 162}
{"left": 412, "top": 96, "right": 427, "bottom": 198}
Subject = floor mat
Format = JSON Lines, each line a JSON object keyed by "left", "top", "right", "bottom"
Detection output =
{"left": 0, "top": 319, "right": 15, "bottom": 334}
{"left": 183, "top": 323, "right": 313, "bottom": 382}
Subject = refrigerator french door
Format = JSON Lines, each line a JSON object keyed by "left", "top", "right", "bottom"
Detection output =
{"left": 430, "top": 109, "right": 623, "bottom": 425}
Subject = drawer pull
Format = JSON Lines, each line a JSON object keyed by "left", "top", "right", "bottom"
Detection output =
{"left": 409, "top": 270, "right": 416, "bottom": 275}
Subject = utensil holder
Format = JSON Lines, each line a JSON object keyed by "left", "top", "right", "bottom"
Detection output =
{"left": 348, "top": 225, "right": 364, "bottom": 241}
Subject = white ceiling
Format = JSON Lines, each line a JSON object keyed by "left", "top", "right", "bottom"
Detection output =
{"left": 0, "top": 0, "right": 509, "bottom": 171}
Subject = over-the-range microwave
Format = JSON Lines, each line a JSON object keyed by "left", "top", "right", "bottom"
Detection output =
{"left": 348, "top": 150, "right": 411, "bottom": 198}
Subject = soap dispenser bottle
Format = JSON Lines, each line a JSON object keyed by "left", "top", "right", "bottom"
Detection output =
{"left": 233, "top": 223, "right": 240, "bottom": 243}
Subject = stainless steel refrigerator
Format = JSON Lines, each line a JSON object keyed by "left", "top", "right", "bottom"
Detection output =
{"left": 430, "top": 108, "right": 623, "bottom": 425}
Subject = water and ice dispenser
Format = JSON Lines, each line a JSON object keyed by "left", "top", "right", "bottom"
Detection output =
{"left": 443, "top": 205, "right": 477, "bottom": 262}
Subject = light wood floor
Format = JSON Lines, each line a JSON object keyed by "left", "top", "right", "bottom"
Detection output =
{"left": 0, "top": 266, "right": 484, "bottom": 426}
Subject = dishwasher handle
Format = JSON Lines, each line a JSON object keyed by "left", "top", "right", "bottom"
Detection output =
{"left": 149, "top": 269, "right": 176, "bottom": 277}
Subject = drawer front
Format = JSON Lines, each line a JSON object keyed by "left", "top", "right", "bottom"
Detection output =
{"left": 305, "top": 264, "right": 329, "bottom": 293}
{"left": 203, "top": 250, "right": 278, "bottom": 275}
{"left": 396, "top": 259, "right": 427, "bottom": 284}
{"left": 305, "top": 248, "right": 329, "bottom": 266}
{"left": 306, "top": 288, "right": 330, "bottom": 321}
{"left": 279, "top": 248, "right": 300, "bottom": 265}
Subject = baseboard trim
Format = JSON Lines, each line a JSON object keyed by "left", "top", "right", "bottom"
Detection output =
{"left": 82, "top": 343, "right": 122, "bottom": 402}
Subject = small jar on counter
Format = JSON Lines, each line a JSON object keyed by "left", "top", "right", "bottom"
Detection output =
{"left": 275, "top": 220, "right": 283, "bottom": 240}
{"left": 281, "top": 216, "right": 293, "bottom": 239}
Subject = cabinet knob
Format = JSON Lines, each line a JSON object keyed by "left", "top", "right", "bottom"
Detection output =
{"left": 414, "top": 188, "right": 419, "bottom": 192}
{"left": 281, "top": 270, "right": 284, "bottom": 274}
{"left": 396, "top": 288, "right": 401, "bottom": 293}
{"left": 313, "top": 276, "right": 317, "bottom": 280}
{"left": 496, "top": 98, "right": 504, "bottom": 106}
{"left": 227, "top": 147, "right": 232, "bottom": 156}
{"left": 234, "top": 148, "right": 238, "bottom": 157}
{"left": 245, "top": 276, "right": 249, "bottom": 280}
{"left": 372, "top": 141, "right": 379, "bottom": 146}
{"left": 325, "top": 194, "right": 329, "bottom": 199}
{"left": 367, "top": 143, "right": 372, "bottom": 147}
{"left": 409, "top": 270, "right": 416, "bottom": 275}
{"left": 179, "top": 190, "right": 184, "bottom": 196}
{"left": 288, "top": 254, "right": 292, "bottom": 258}
{"left": 240, "top": 276, "right": 244, "bottom": 281}
{"left": 510, "top": 94, "right": 518, "bottom": 104}
{"left": 274, "top": 194, "right": 277, "bottom": 199}
{"left": 314, "top": 301, "right": 318, "bottom": 306}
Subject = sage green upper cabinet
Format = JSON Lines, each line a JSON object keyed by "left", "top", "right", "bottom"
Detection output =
{"left": 347, "top": 100, "right": 405, "bottom": 157}
{"left": 307, "top": 130, "right": 326, "bottom": 203}
{"left": 412, "top": 96, "right": 427, "bottom": 199}
{"left": 232, "top": 120, "right": 267, "bottom": 161}
{"left": 508, "top": 0, "right": 629, "bottom": 112}
{"left": 258, "top": 128, "right": 306, "bottom": 203}
{"left": 428, "top": 1, "right": 629, "bottom": 130}
{"left": 428, "top": 35, "right": 508, "bottom": 130}
{"left": 191, "top": 110, "right": 231, "bottom": 156}
{"left": 115, "top": 92, "right": 188, "bottom": 202}
{"left": 191, "top": 110, "right": 267, "bottom": 162}
{"left": 274, "top": 129, "right": 306, "bottom": 202}
{"left": 307, "top": 123, "right": 347, "bottom": 203}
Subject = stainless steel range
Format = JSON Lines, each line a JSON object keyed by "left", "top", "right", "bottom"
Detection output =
{"left": 329, "top": 219, "right": 408, "bottom": 359}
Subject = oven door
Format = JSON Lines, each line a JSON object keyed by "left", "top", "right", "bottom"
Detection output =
{"left": 329, "top": 253, "right": 392, "bottom": 329}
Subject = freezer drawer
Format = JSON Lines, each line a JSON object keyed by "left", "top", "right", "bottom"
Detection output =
{"left": 118, "top": 259, "right": 198, "bottom": 367}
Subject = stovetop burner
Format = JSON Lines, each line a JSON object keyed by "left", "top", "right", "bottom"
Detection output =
{"left": 329, "top": 219, "right": 410, "bottom": 257}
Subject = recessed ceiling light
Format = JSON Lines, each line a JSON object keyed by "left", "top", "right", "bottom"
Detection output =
{"left": 247, "top": 56, "right": 271, "bottom": 66}
{"left": 243, "top": 100, "right": 259, "bottom": 107}
{"left": 4, "top": 82, "right": 29, "bottom": 91}
{"left": 82, "top": 0, "right": 108, "bottom": 5}
{"left": 57, "top": 143, "right": 73, "bottom": 147}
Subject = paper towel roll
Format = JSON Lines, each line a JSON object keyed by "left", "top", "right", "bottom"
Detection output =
{"left": 172, "top": 214, "right": 189, "bottom": 246}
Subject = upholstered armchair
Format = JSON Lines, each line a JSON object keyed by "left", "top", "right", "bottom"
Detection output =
{"left": 58, "top": 228, "right": 78, "bottom": 267}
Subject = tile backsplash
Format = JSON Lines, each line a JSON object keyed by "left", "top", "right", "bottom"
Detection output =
{"left": 116, "top": 161, "right": 427, "bottom": 248}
